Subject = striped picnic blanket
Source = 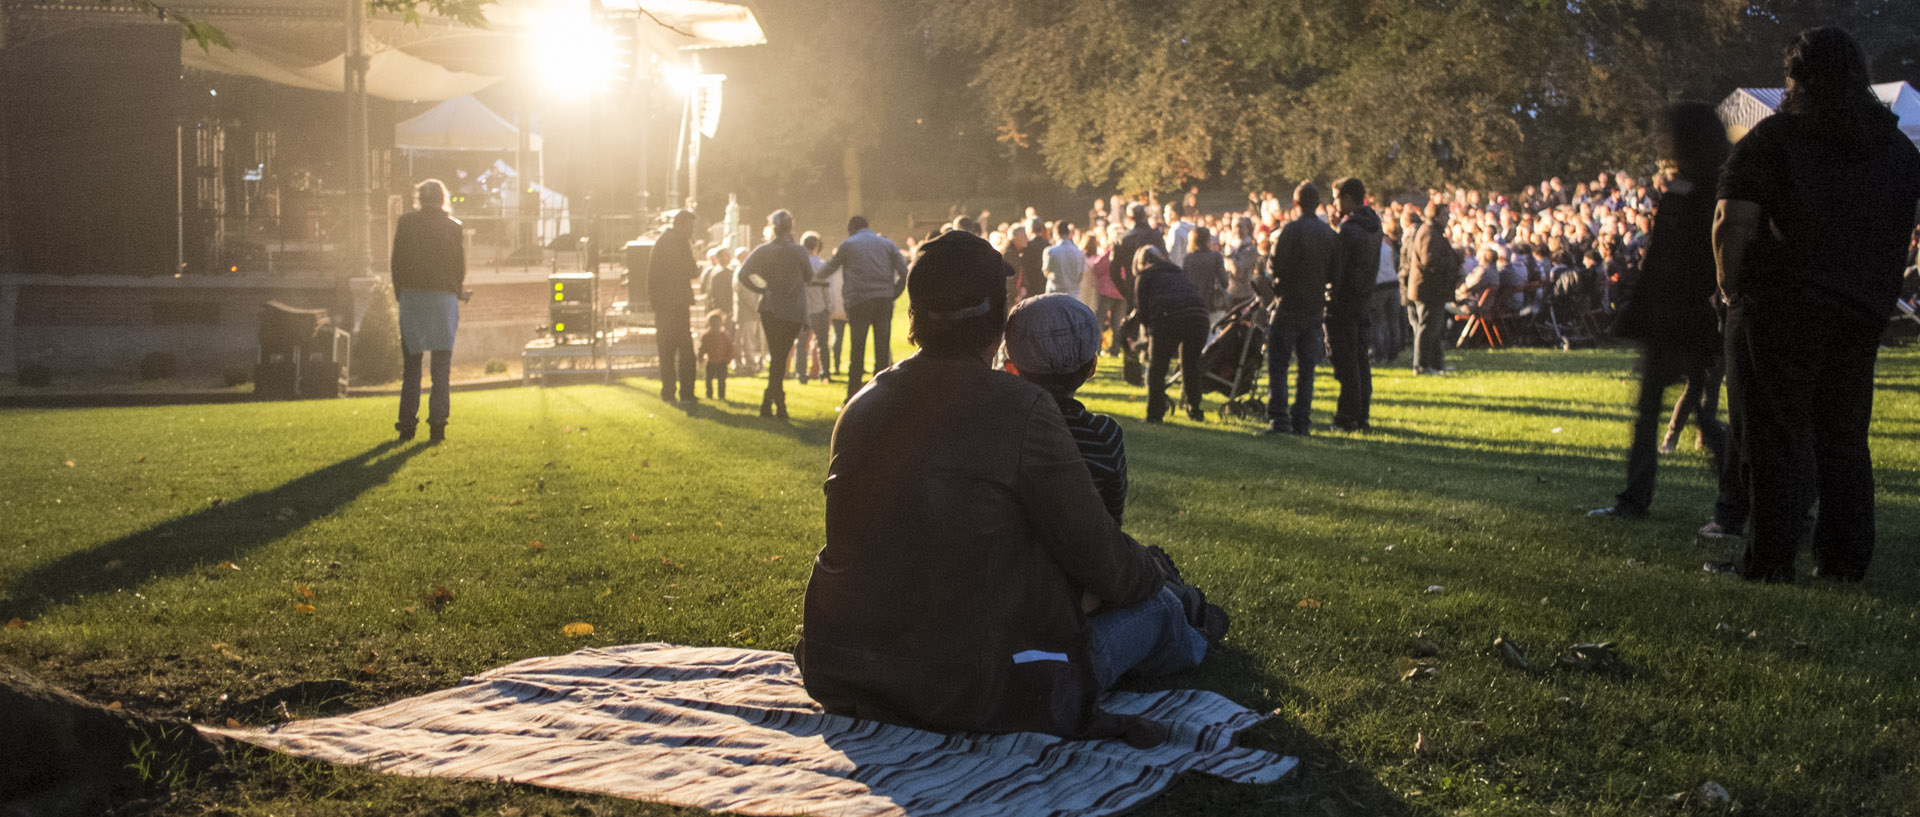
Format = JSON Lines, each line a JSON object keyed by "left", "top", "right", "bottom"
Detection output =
{"left": 201, "top": 643, "right": 1296, "bottom": 817}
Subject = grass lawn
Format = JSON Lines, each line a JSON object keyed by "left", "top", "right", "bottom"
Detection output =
{"left": 3, "top": 327, "right": 1918, "bottom": 816}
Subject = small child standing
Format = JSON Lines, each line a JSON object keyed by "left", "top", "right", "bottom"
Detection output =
{"left": 699, "top": 310, "right": 735, "bottom": 400}
{"left": 1002, "top": 293, "right": 1128, "bottom": 524}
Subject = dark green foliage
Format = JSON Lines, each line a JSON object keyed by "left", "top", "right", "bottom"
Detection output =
{"left": 924, "top": 0, "right": 1919, "bottom": 193}
{"left": 17, "top": 364, "right": 52, "bottom": 388}
{"left": 352, "top": 283, "right": 404, "bottom": 386}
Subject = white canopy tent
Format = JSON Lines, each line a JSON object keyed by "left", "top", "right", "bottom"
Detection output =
{"left": 395, "top": 95, "right": 542, "bottom": 152}
{"left": 1718, "top": 81, "right": 1920, "bottom": 149}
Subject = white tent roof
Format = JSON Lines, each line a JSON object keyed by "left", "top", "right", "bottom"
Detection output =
{"left": 395, "top": 95, "right": 541, "bottom": 152}
{"left": 1718, "top": 81, "right": 1920, "bottom": 148}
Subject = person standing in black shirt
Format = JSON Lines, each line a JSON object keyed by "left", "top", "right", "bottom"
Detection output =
{"left": 1590, "top": 103, "right": 1729, "bottom": 520}
{"left": 1715, "top": 27, "right": 1920, "bottom": 582}
{"left": 648, "top": 209, "right": 701, "bottom": 403}
{"left": 389, "top": 179, "right": 465, "bottom": 443}
{"left": 1326, "top": 178, "right": 1382, "bottom": 431}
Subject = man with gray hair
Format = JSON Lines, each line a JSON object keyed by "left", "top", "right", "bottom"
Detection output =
{"left": 389, "top": 178, "right": 465, "bottom": 443}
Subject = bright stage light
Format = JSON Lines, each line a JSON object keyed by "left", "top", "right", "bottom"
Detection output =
{"left": 527, "top": 5, "right": 616, "bottom": 99}
{"left": 660, "top": 61, "right": 697, "bottom": 97}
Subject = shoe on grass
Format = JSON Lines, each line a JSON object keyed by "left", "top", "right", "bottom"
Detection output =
{"left": 1588, "top": 505, "right": 1647, "bottom": 519}
{"left": 1697, "top": 521, "right": 1738, "bottom": 539}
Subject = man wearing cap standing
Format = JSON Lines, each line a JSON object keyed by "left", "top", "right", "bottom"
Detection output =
{"left": 796, "top": 231, "right": 1213, "bottom": 746}
{"left": 817, "top": 215, "right": 909, "bottom": 401}
{"left": 648, "top": 209, "right": 701, "bottom": 403}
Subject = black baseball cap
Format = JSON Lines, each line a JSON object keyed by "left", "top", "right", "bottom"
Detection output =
{"left": 907, "top": 230, "right": 1014, "bottom": 320}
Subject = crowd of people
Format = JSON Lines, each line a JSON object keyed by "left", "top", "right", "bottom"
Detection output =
{"left": 377, "top": 25, "right": 1917, "bottom": 755}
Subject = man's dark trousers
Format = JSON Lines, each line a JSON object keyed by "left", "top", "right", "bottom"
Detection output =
{"left": 1616, "top": 345, "right": 1722, "bottom": 515}
{"left": 657, "top": 309, "right": 696, "bottom": 400}
{"left": 1145, "top": 316, "right": 1207, "bottom": 421}
{"left": 1267, "top": 315, "right": 1325, "bottom": 432}
{"left": 1408, "top": 300, "right": 1447, "bottom": 372}
{"left": 1326, "top": 318, "right": 1372, "bottom": 428}
{"left": 845, "top": 297, "right": 894, "bottom": 399}
{"left": 1728, "top": 292, "right": 1883, "bottom": 582}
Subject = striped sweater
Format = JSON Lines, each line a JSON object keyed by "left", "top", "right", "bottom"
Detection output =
{"left": 1060, "top": 398, "right": 1128, "bottom": 525}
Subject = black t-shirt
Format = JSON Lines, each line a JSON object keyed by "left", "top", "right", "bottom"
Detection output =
{"left": 1718, "top": 111, "right": 1920, "bottom": 319}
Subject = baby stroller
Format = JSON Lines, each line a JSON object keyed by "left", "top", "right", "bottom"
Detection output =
{"left": 1196, "top": 297, "right": 1269, "bottom": 421}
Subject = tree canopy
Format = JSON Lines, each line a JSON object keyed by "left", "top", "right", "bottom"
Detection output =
{"left": 927, "top": 0, "right": 1918, "bottom": 194}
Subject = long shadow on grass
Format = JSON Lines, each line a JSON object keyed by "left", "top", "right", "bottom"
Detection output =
{"left": 0, "top": 441, "right": 422, "bottom": 621}
{"left": 609, "top": 380, "right": 833, "bottom": 447}
{"left": 1119, "top": 645, "right": 1421, "bottom": 816}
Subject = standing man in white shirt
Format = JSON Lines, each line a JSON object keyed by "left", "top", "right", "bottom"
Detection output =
{"left": 1164, "top": 203, "right": 1195, "bottom": 267}
{"left": 1043, "top": 221, "right": 1087, "bottom": 298}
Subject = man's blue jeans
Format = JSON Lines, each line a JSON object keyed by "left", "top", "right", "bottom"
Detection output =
{"left": 1088, "top": 586, "right": 1209, "bottom": 691}
{"left": 1267, "top": 316, "right": 1326, "bottom": 432}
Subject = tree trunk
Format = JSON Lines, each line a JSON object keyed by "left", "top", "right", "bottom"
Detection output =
{"left": 842, "top": 142, "right": 863, "bottom": 222}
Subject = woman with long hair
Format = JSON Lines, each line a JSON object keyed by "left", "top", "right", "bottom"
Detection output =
{"left": 1712, "top": 27, "right": 1920, "bottom": 582}
{"left": 738, "top": 209, "right": 812, "bottom": 419}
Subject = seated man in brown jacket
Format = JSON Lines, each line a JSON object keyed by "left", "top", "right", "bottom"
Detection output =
{"left": 795, "top": 230, "right": 1214, "bottom": 747}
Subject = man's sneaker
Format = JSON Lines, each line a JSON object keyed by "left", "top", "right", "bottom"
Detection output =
{"left": 1588, "top": 505, "right": 1647, "bottom": 520}
{"left": 1698, "top": 521, "right": 1737, "bottom": 538}
{"left": 428, "top": 424, "right": 446, "bottom": 444}
{"left": 1200, "top": 603, "right": 1230, "bottom": 645}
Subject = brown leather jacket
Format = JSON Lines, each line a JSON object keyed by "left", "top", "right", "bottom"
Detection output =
{"left": 796, "top": 351, "right": 1163, "bottom": 741}
{"left": 1403, "top": 223, "right": 1460, "bottom": 305}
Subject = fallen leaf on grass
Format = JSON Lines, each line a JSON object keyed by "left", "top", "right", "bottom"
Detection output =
{"left": 426, "top": 585, "right": 454, "bottom": 611}
{"left": 508, "top": 498, "right": 524, "bottom": 506}
{"left": 1297, "top": 599, "right": 1322, "bottom": 609}
{"left": 1400, "top": 666, "right": 1438, "bottom": 683}
{"left": 764, "top": 555, "right": 782, "bottom": 562}
{"left": 136, "top": 455, "right": 147, "bottom": 463}
{"left": 296, "top": 585, "right": 314, "bottom": 599}
{"left": 562, "top": 622, "right": 595, "bottom": 637}
{"left": 225, "top": 718, "right": 243, "bottom": 728}
{"left": 641, "top": 459, "right": 650, "bottom": 468}
{"left": 1459, "top": 720, "right": 1488, "bottom": 733}
{"left": 661, "top": 558, "right": 684, "bottom": 568}
{"left": 1424, "top": 585, "right": 1445, "bottom": 594}
{"left": 1411, "top": 730, "right": 1428, "bottom": 756}
{"left": 579, "top": 505, "right": 594, "bottom": 511}
{"left": 5, "top": 618, "right": 26, "bottom": 630}
{"left": 293, "top": 603, "right": 316, "bottom": 614}
{"left": 64, "top": 460, "right": 75, "bottom": 467}
{"left": 106, "top": 701, "right": 122, "bottom": 711}
{"left": 215, "top": 560, "right": 241, "bottom": 571}
{"left": 598, "top": 588, "right": 612, "bottom": 598}
{"left": 527, "top": 540, "right": 547, "bottom": 551}
{"left": 357, "top": 664, "right": 379, "bottom": 679}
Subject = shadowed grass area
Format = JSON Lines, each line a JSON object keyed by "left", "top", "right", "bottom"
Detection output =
{"left": 2, "top": 339, "right": 1917, "bottom": 816}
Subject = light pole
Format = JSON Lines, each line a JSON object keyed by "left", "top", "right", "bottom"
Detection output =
{"left": 344, "top": 0, "right": 370, "bottom": 283}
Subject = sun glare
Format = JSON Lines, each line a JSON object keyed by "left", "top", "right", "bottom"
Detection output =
{"left": 527, "top": 6, "right": 616, "bottom": 99}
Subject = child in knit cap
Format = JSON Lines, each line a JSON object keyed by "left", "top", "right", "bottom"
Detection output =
{"left": 1003, "top": 293, "right": 1128, "bottom": 524}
